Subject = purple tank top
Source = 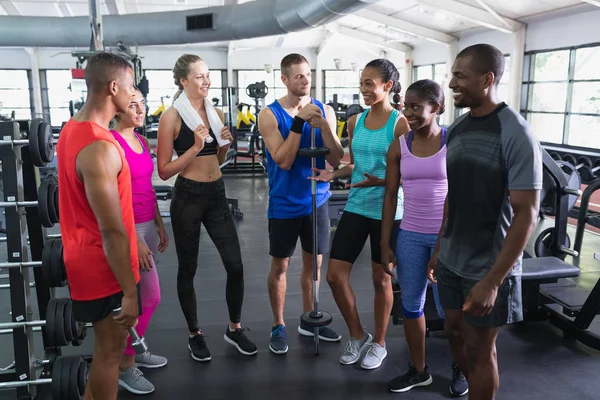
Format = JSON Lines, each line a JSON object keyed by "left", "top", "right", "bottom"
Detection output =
{"left": 111, "top": 130, "right": 156, "bottom": 224}
{"left": 399, "top": 129, "right": 448, "bottom": 235}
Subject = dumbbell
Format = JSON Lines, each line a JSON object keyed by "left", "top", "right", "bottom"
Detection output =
{"left": 112, "top": 307, "right": 148, "bottom": 354}
{"left": 576, "top": 156, "right": 600, "bottom": 182}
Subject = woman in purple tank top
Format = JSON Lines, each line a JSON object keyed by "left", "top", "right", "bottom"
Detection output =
{"left": 110, "top": 89, "right": 169, "bottom": 394}
{"left": 380, "top": 80, "right": 468, "bottom": 396}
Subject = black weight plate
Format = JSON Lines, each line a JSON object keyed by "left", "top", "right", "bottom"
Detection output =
{"left": 51, "top": 239, "right": 67, "bottom": 287}
{"left": 63, "top": 299, "right": 75, "bottom": 343}
{"left": 60, "top": 354, "right": 72, "bottom": 399}
{"left": 68, "top": 356, "right": 83, "bottom": 400}
{"left": 300, "top": 310, "right": 333, "bottom": 328}
{"left": 54, "top": 186, "right": 59, "bottom": 222}
{"left": 77, "top": 358, "right": 88, "bottom": 396}
{"left": 28, "top": 118, "right": 45, "bottom": 167}
{"left": 54, "top": 297, "right": 69, "bottom": 346}
{"left": 298, "top": 147, "right": 330, "bottom": 158}
{"left": 38, "top": 121, "right": 55, "bottom": 164}
{"left": 534, "top": 227, "right": 571, "bottom": 260}
{"left": 37, "top": 178, "right": 53, "bottom": 228}
{"left": 48, "top": 179, "right": 58, "bottom": 224}
{"left": 41, "top": 238, "right": 55, "bottom": 287}
{"left": 46, "top": 297, "right": 59, "bottom": 347}
{"left": 51, "top": 356, "right": 65, "bottom": 400}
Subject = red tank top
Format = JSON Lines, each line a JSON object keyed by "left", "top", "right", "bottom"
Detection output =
{"left": 57, "top": 120, "right": 140, "bottom": 301}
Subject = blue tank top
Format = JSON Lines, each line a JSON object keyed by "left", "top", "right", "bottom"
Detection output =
{"left": 265, "top": 98, "right": 331, "bottom": 219}
{"left": 345, "top": 109, "right": 404, "bottom": 221}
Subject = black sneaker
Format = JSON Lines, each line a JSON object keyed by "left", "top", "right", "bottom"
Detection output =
{"left": 449, "top": 362, "right": 468, "bottom": 397}
{"left": 224, "top": 326, "right": 258, "bottom": 356}
{"left": 188, "top": 333, "right": 211, "bottom": 362}
{"left": 388, "top": 363, "right": 433, "bottom": 393}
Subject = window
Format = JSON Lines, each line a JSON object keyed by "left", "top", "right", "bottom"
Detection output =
{"left": 237, "top": 70, "right": 277, "bottom": 106}
{"left": 45, "top": 70, "right": 80, "bottom": 127}
{"left": 0, "top": 70, "right": 31, "bottom": 120}
{"left": 323, "top": 70, "right": 360, "bottom": 106}
{"left": 412, "top": 63, "right": 450, "bottom": 125}
{"left": 523, "top": 45, "right": 600, "bottom": 149}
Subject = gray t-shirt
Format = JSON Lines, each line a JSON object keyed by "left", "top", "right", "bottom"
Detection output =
{"left": 438, "top": 103, "right": 543, "bottom": 280}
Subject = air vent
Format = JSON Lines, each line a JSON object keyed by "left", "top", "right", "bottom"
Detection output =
{"left": 186, "top": 14, "right": 214, "bottom": 31}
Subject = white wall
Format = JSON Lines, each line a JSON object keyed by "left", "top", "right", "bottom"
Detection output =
{"left": 411, "top": 8, "right": 600, "bottom": 65}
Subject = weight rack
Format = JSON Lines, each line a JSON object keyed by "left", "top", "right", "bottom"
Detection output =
{"left": 0, "top": 120, "right": 59, "bottom": 399}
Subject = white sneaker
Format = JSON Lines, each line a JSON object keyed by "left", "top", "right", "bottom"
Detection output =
{"left": 360, "top": 342, "right": 387, "bottom": 370}
{"left": 340, "top": 331, "right": 373, "bottom": 365}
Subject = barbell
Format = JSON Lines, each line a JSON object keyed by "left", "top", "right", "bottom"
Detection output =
{"left": 0, "top": 237, "right": 66, "bottom": 289}
{"left": 0, "top": 355, "right": 88, "bottom": 400}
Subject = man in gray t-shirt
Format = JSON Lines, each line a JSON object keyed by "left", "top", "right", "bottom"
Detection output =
{"left": 428, "top": 44, "right": 542, "bottom": 400}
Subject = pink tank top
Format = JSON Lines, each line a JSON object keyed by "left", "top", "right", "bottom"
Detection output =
{"left": 399, "top": 130, "right": 448, "bottom": 235}
{"left": 111, "top": 130, "right": 156, "bottom": 224}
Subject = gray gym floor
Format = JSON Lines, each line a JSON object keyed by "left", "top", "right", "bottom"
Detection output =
{"left": 0, "top": 166, "right": 599, "bottom": 399}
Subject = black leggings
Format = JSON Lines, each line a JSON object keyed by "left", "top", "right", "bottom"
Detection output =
{"left": 170, "top": 176, "right": 244, "bottom": 332}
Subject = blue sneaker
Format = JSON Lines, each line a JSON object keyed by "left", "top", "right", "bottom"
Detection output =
{"left": 298, "top": 322, "right": 342, "bottom": 342}
{"left": 269, "top": 325, "right": 288, "bottom": 354}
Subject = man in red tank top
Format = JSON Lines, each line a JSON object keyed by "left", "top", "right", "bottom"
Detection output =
{"left": 57, "top": 52, "right": 141, "bottom": 400}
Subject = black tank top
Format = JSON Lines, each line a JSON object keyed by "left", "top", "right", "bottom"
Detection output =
{"left": 173, "top": 119, "right": 218, "bottom": 157}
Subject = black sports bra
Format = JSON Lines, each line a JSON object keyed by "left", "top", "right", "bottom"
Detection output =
{"left": 173, "top": 119, "right": 218, "bottom": 157}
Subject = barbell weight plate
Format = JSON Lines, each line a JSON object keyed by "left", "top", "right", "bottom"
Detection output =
{"left": 68, "top": 356, "right": 84, "bottom": 400}
{"left": 54, "top": 297, "right": 70, "bottom": 346}
{"left": 28, "top": 118, "right": 46, "bottom": 167}
{"left": 78, "top": 359, "right": 88, "bottom": 396}
{"left": 563, "top": 154, "right": 576, "bottom": 165}
{"left": 578, "top": 156, "right": 593, "bottom": 167}
{"left": 534, "top": 227, "right": 571, "bottom": 260}
{"left": 60, "top": 355, "right": 72, "bottom": 399}
{"left": 48, "top": 178, "right": 58, "bottom": 224}
{"left": 38, "top": 121, "right": 55, "bottom": 164}
{"left": 298, "top": 147, "right": 331, "bottom": 158}
{"left": 46, "top": 297, "right": 58, "bottom": 347}
{"left": 41, "top": 238, "right": 55, "bottom": 287}
{"left": 51, "top": 355, "right": 64, "bottom": 400}
{"left": 54, "top": 185, "right": 59, "bottom": 222}
{"left": 63, "top": 299, "right": 75, "bottom": 343}
{"left": 52, "top": 239, "right": 67, "bottom": 288}
{"left": 37, "top": 178, "right": 54, "bottom": 228}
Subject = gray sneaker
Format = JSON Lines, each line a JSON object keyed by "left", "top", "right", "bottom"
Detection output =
{"left": 360, "top": 342, "right": 387, "bottom": 370}
{"left": 340, "top": 331, "right": 373, "bottom": 365}
{"left": 118, "top": 366, "right": 155, "bottom": 395}
{"left": 134, "top": 351, "right": 168, "bottom": 369}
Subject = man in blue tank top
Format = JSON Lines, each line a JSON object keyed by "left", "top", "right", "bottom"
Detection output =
{"left": 258, "top": 53, "right": 344, "bottom": 354}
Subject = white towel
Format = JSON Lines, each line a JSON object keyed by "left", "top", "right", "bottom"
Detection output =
{"left": 173, "top": 90, "right": 230, "bottom": 147}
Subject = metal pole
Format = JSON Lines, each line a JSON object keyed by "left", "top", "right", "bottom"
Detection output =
{"left": 310, "top": 127, "right": 320, "bottom": 354}
{"left": 0, "top": 261, "right": 42, "bottom": 269}
{"left": 0, "top": 201, "right": 38, "bottom": 208}
{"left": 0, "top": 378, "right": 52, "bottom": 389}
{"left": 0, "top": 321, "right": 46, "bottom": 330}
{"left": 88, "top": 0, "right": 103, "bottom": 52}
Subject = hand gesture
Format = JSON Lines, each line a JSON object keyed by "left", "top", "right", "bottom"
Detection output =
{"left": 308, "top": 168, "right": 334, "bottom": 182}
{"left": 297, "top": 104, "right": 322, "bottom": 121}
{"left": 463, "top": 279, "right": 499, "bottom": 317}
{"left": 307, "top": 114, "right": 327, "bottom": 130}
{"left": 157, "top": 226, "right": 169, "bottom": 253}
{"left": 220, "top": 126, "right": 233, "bottom": 146}
{"left": 137, "top": 238, "right": 154, "bottom": 271}
{"left": 380, "top": 246, "right": 396, "bottom": 276}
{"left": 113, "top": 294, "right": 139, "bottom": 329}
{"left": 347, "top": 173, "right": 381, "bottom": 188}
{"left": 193, "top": 125, "right": 210, "bottom": 152}
{"left": 426, "top": 253, "right": 438, "bottom": 283}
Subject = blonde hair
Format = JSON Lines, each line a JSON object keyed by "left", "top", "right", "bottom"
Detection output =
{"left": 172, "top": 54, "right": 203, "bottom": 102}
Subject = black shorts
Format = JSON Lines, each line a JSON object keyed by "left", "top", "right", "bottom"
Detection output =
{"left": 436, "top": 262, "right": 523, "bottom": 328}
{"left": 268, "top": 202, "right": 330, "bottom": 259}
{"left": 329, "top": 211, "right": 400, "bottom": 264}
{"left": 72, "top": 284, "right": 143, "bottom": 323}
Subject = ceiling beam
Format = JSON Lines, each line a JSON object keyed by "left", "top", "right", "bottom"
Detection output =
{"left": 414, "top": 0, "right": 523, "bottom": 33}
{"left": 473, "top": 0, "right": 513, "bottom": 30}
{"left": 273, "top": 35, "right": 285, "bottom": 48}
{"left": 355, "top": 9, "right": 456, "bottom": 44}
{"left": 582, "top": 0, "right": 600, "bottom": 8}
{"left": 0, "top": 1, "right": 20, "bottom": 15}
{"left": 105, "top": 0, "right": 126, "bottom": 15}
{"left": 326, "top": 24, "right": 413, "bottom": 53}
{"left": 317, "top": 31, "right": 335, "bottom": 55}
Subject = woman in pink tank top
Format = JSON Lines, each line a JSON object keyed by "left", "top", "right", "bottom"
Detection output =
{"left": 110, "top": 89, "right": 169, "bottom": 394}
{"left": 380, "top": 80, "right": 468, "bottom": 396}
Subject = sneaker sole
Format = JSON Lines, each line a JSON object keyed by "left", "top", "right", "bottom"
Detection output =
{"left": 187, "top": 344, "right": 211, "bottom": 362}
{"left": 297, "top": 326, "right": 341, "bottom": 342}
{"left": 339, "top": 335, "right": 373, "bottom": 365}
{"left": 360, "top": 350, "right": 387, "bottom": 370}
{"left": 118, "top": 379, "right": 155, "bottom": 395}
{"left": 134, "top": 359, "right": 168, "bottom": 369}
{"left": 450, "top": 387, "right": 469, "bottom": 397}
{"left": 269, "top": 343, "right": 288, "bottom": 354}
{"left": 389, "top": 375, "right": 433, "bottom": 393}
{"left": 223, "top": 334, "right": 258, "bottom": 356}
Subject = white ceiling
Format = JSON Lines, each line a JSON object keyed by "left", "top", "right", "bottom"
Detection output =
{"left": 0, "top": 0, "right": 594, "bottom": 50}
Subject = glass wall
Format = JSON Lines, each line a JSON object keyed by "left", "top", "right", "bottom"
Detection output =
{"left": 0, "top": 70, "right": 32, "bottom": 120}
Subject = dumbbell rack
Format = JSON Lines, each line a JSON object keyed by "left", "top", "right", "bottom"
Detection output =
{"left": 0, "top": 120, "right": 59, "bottom": 399}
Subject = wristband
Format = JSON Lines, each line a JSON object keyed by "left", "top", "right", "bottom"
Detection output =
{"left": 291, "top": 116, "right": 306, "bottom": 134}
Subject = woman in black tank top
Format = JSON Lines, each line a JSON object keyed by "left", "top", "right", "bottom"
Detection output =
{"left": 156, "top": 54, "right": 257, "bottom": 361}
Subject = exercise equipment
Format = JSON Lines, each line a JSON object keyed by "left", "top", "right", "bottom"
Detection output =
{"left": 1, "top": 237, "right": 66, "bottom": 288}
{"left": 37, "top": 175, "right": 60, "bottom": 228}
{"left": 576, "top": 156, "right": 600, "bottom": 182}
{"left": 298, "top": 128, "right": 332, "bottom": 355}
{"left": 574, "top": 177, "right": 600, "bottom": 255}
{"left": 112, "top": 307, "right": 148, "bottom": 354}
{"left": 0, "top": 119, "right": 56, "bottom": 168}
{"left": 540, "top": 160, "right": 580, "bottom": 217}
